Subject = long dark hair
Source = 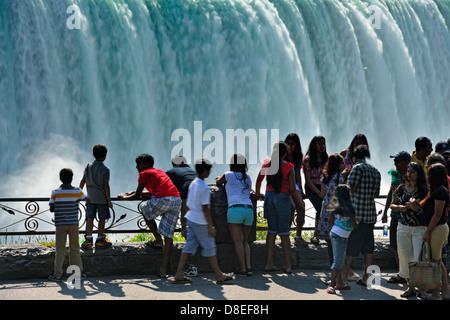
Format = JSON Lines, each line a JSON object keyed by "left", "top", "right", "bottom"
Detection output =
{"left": 322, "top": 153, "right": 343, "bottom": 185}
{"left": 326, "top": 184, "right": 356, "bottom": 218}
{"left": 284, "top": 133, "right": 303, "bottom": 166}
{"left": 348, "top": 134, "right": 369, "bottom": 159}
{"left": 229, "top": 153, "right": 250, "bottom": 193}
{"left": 420, "top": 163, "right": 449, "bottom": 206}
{"left": 407, "top": 162, "right": 428, "bottom": 196}
{"left": 306, "top": 136, "right": 328, "bottom": 169}
{"left": 267, "top": 141, "right": 288, "bottom": 193}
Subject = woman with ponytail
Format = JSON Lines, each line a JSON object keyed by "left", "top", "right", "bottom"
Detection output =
{"left": 216, "top": 154, "right": 253, "bottom": 276}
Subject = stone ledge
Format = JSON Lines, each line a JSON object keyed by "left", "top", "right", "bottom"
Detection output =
{"left": 0, "top": 239, "right": 396, "bottom": 280}
{"left": 0, "top": 186, "right": 397, "bottom": 280}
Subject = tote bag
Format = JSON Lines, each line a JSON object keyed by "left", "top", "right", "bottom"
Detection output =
{"left": 408, "top": 242, "right": 442, "bottom": 290}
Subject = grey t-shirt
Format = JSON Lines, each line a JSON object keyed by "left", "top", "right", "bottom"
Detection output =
{"left": 84, "top": 160, "right": 110, "bottom": 204}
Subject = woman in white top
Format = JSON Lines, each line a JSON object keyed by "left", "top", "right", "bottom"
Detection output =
{"left": 216, "top": 154, "right": 253, "bottom": 276}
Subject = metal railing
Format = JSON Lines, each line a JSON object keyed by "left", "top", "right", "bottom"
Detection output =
{"left": 0, "top": 198, "right": 150, "bottom": 236}
{"left": 0, "top": 195, "right": 388, "bottom": 238}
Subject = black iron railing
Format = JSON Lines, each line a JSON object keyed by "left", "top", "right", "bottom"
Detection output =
{"left": 0, "top": 196, "right": 387, "bottom": 237}
{"left": 0, "top": 198, "right": 150, "bottom": 236}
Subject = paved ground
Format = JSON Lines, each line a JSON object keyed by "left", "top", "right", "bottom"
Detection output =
{"left": 0, "top": 269, "right": 416, "bottom": 301}
{"left": 1, "top": 269, "right": 436, "bottom": 318}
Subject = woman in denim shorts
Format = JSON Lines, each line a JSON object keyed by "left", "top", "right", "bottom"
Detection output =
{"left": 256, "top": 142, "right": 296, "bottom": 274}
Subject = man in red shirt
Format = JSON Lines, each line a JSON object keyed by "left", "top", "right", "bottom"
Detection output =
{"left": 119, "top": 153, "right": 181, "bottom": 278}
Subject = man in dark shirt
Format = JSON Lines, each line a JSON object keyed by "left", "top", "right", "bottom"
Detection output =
{"left": 166, "top": 155, "right": 197, "bottom": 235}
{"left": 344, "top": 145, "right": 381, "bottom": 287}
{"left": 166, "top": 155, "right": 198, "bottom": 277}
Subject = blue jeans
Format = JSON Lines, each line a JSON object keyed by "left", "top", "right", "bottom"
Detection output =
{"left": 330, "top": 231, "right": 348, "bottom": 271}
{"left": 264, "top": 191, "right": 291, "bottom": 236}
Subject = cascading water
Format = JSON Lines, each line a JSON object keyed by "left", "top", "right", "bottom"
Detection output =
{"left": 0, "top": 0, "right": 449, "bottom": 201}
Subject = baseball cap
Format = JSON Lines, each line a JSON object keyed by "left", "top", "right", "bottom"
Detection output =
{"left": 390, "top": 151, "right": 411, "bottom": 162}
{"left": 435, "top": 141, "right": 450, "bottom": 154}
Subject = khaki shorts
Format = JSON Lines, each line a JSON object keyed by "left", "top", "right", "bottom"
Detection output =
{"left": 429, "top": 223, "right": 449, "bottom": 260}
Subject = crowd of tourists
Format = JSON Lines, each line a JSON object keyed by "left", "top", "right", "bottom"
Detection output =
{"left": 47, "top": 134, "right": 450, "bottom": 299}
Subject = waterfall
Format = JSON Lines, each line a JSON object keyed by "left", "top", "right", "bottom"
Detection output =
{"left": 1, "top": 0, "right": 449, "bottom": 198}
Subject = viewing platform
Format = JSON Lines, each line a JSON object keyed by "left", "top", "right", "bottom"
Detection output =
{"left": 1, "top": 184, "right": 395, "bottom": 280}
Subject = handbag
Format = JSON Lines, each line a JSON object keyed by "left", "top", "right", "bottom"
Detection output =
{"left": 408, "top": 241, "right": 442, "bottom": 290}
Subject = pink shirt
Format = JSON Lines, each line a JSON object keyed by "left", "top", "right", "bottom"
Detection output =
{"left": 302, "top": 155, "right": 323, "bottom": 185}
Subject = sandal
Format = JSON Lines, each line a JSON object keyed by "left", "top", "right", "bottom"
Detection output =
{"left": 326, "top": 287, "right": 336, "bottom": 294}
{"left": 322, "top": 280, "right": 331, "bottom": 286}
{"left": 356, "top": 279, "right": 367, "bottom": 287}
{"left": 146, "top": 240, "right": 163, "bottom": 249}
{"left": 310, "top": 237, "right": 320, "bottom": 244}
{"left": 335, "top": 284, "right": 351, "bottom": 291}
{"left": 295, "top": 237, "right": 308, "bottom": 246}
{"left": 388, "top": 275, "right": 407, "bottom": 284}
{"left": 417, "top": 292, "right": 430, "bottom": 300}
{"left": 236, "top": 269, "right": 248, "bottom": 276}
{"left": 172, "top": 277, "right": 192, "bottom": 284}
{"left": 216, "top": 273, "right": 235, "bottom": 284}
{"left": 347, "top": 273, "right": 360, "bottom": 281}
{"left": 400, "top": 289, "right": 416, "bottom": 298}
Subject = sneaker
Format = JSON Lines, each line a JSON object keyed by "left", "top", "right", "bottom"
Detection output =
{"left": 95, "top": 236, "right": 112, "bottom": 248}
{"left": 65, "top": 273, "right": 87, "bottom": 284}
{"left": 81, "top": 236, "right": 93, "bottom": 250}
{"left": 183, "top": 263, "right": 198, "bottom": 277}
{"left": 48, "top": 275, "right": 63, "bottom": 282}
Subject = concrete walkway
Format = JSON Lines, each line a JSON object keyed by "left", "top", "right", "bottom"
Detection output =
{"left": 0, "top": 269, "right": 415, "bottom": 301}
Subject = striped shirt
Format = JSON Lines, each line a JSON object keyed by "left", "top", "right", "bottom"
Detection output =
{"left": 49, "top": 184, "right": 86, "bottom": 226}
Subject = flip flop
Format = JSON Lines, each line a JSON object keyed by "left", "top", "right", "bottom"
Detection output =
{"left": 326, "top": 287, "right": 336, "bottom": 294}
{"left": 347, "top": 274, "right": 360, "bottom": 281}
{"left": 264, "top": 266, "right": 281, "bottom": 272}
{"left": 146, "top": 241, "right": 163, "bottom": 249}
{"left": 235, "top": 269, "right": 248, "bottom": 276}
{"left": 295, "top": 237, "right": 308, "bottom": 246}
{"left": 387, "top": 276, "right": 407, "bottom": 284}
{"left": 356, "top": 279, "right": 367, "bottom": 287}
{"left": 215, "top": 273, "right": 235, "bottom": 284}
{"left": 335, "top": 284, "right": 351, "bottom": 291}
{"left": 322, "top": 279, "right": 331, "bottom": 286}
{"left": 172, "top": 277, "right": 192, "bottom": 284}
{"left": 400, "top": 289, "right": 416, "bottom": 298}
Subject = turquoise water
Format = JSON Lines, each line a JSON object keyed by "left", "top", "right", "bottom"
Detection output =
{"left": 0, "top": 0, "right": 449, "bottom": 199}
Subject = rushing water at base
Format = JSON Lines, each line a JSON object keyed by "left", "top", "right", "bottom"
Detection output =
{"left": 0, "top": 0, "right": 448, "bottom": 204}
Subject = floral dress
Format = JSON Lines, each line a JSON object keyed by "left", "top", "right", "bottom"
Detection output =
{"left": 343, "top": 150, "right": 354, "bottom": 171}
{"left": 317, "top": 172, "right": 344, "bottom": 240}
